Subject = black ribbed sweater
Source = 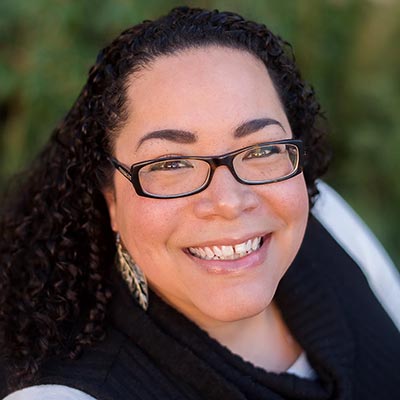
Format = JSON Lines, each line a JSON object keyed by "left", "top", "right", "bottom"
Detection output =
{"left": 2, "top": 217, "right": 400, "bottom": 399}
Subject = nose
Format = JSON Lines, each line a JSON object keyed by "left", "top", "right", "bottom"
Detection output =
{"left": 193, "top": 166, "right": 260, "bottom": 220}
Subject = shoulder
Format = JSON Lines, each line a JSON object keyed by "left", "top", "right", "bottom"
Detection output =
{"left": 36, "top": 327, "right": 128, "bottom": 389}
{"left": 311, "top": 181, "right": 400, "bottom": 329}
{"left": 2, "top": 385, "right": 96, "bottom": 400}
{"left": 0, "top": 319, "right": 129, "bottom": 399}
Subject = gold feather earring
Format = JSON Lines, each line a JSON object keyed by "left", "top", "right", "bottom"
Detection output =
{"left": 115, "top": 233, "right": 149, "bottom": 311}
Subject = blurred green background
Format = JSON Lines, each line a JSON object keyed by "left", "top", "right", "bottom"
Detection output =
{"left": 0, "top": 0, "right": 399, "bottom": 267}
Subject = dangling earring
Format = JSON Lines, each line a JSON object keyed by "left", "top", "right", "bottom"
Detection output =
{"left": 115, "top": 233, "right": 149, "bottom": 311}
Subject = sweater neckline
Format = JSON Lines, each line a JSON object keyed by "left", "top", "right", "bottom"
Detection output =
{"left": 110, "top": 217, "right": 354, "bottom": 400}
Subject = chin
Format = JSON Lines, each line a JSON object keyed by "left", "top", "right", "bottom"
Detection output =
{"left": 193, "top": 286, "right": 276, "bottom": 323}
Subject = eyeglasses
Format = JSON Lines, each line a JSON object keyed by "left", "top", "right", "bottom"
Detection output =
{"left": 109, "top": 139, "right": 304, "bottom": 199}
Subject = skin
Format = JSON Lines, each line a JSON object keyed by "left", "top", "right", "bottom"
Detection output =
{"left": 104, "top": 46, "right": 309, "bottom": 372}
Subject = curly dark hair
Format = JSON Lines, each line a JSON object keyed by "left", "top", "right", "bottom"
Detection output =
{"left": 0, "top": 6, "right": 330, "bottom": 390}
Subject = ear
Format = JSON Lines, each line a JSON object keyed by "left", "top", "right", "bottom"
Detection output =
{"left": 103, "top": 188, "right": 118, "bottom": 232}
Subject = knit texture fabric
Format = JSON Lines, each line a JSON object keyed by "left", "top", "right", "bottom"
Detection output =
{"left": 3, "top": 217, "right": 400, "bottom": 399}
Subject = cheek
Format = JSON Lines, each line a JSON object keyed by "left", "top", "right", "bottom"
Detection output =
{"left": 263, "top": 176, "right": 309, "bottom": 266}
{"left": 113, "top": 183, "right": 183, "bottom": 256}
{"left": 272, "top": 176, "right": 309, "bottom": 224}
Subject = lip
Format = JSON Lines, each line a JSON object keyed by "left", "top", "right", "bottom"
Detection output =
{"left": 185, "top": 233, "right": 271, "bottom": 274}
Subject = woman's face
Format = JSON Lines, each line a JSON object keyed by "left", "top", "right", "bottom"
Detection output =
{"left": 104, "top": 47, "right": 309, "bottom": 328}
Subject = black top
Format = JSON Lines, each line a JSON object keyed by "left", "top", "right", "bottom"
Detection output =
{"left": 2, "top": 217, "right": 400, "bottom": 399}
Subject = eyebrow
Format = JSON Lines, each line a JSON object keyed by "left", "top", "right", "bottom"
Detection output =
{"left": 137, "top": 129, "right": 197, "bottom": 149}
{"left": 234, "top": 118, "right": 285, "bottom": 138}
{"left": 136, "top": 117, "right": 285, "bottom": 149}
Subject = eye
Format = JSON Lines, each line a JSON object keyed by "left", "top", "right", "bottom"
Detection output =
{"left": 242, "top": 145, "right": 280, "bottom": 160}
{"left": 148, "top": 159, "right": 194, "bottom": 172}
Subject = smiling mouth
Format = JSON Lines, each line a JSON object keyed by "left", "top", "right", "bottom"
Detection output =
{"left": 188, "top": 236, "right": 264, "bottom": 261}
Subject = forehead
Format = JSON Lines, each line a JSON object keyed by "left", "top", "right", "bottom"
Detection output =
{"left": 116, "top": 46, "right": 290, "bottom": 152}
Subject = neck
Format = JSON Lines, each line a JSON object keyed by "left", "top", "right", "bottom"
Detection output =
{"left": 201, "top": 301, "right": 302, "bottom": 372}
{"left": 151, "top": 287, "right": 302, "bottom": 373}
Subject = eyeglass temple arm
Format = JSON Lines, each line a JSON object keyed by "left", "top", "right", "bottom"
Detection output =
{"left": 109, "top": 157, "right": 132, "bottom": 180}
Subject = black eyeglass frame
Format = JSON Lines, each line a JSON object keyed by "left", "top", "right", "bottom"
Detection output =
{"left": 109, "top": 139, "right": 304, "bottom": 199}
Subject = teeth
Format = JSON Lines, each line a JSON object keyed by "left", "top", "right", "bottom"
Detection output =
{"left": 188, "top": 236, "right": 263, "bottom": 261}
{"left": 212, "top": 246, "right": 223, "bottom": 257}
{"left": 221, "top": 245, "right": 234, "bottom": 257}
{"left": 252, "top": 237, "right": 261, "bottom": 251}
{"left": 198, "top": 248, "right": 207, "bottom": 259}
{"left": 246, "top": 239, "right": 252, "bottom": 251}
{"left": 204, "top": 247, "right": 214, "bottom": 259}
{"left": 234, "top": 243, "right": 246, "bottom": 253}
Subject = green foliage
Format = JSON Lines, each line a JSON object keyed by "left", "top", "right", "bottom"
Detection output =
{"left": 1, "top": 0, "right": 399, "bottom": 266}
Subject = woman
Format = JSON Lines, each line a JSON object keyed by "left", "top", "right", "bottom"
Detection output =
{"left": 1, "top": 6, "right": 399, "bottom": 400}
